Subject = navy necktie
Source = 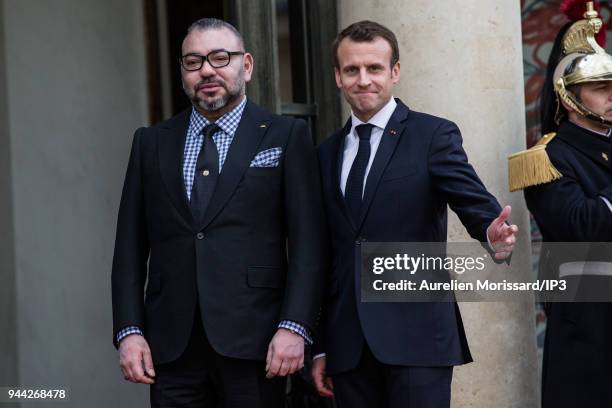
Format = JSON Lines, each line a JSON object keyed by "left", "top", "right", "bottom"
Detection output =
{"left": 345, "top": 124, "right": 374, "bottom": 224}
{"left": 190, "top": 124, "right": 220, "bottom": 223}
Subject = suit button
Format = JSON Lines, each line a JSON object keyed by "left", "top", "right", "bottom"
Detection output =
{"left": 196, "top": 232, "right": 204, "bottom": 240}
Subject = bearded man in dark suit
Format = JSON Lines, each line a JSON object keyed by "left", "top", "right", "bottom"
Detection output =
{"left": 112, "top": 18, "right": 325, "bottom": 408}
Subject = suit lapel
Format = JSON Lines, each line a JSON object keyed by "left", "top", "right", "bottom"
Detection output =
{"left": 356, "top": 101, "right": 409, "bottom": 231}
{"left": 198, "top": 100, "right": 270, "bottom": 231}
{"left": 332, "top": 119, "right": 358, "bottom": 232}
{"left": 158, "top": 109, "right": 196, "bottom": 229}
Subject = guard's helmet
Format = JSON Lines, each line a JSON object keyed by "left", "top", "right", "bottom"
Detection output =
{"left": 554, "top": 2, "right": 612, "bottom": 126}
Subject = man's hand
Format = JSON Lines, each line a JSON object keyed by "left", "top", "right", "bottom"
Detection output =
{"left": 311, "top": 356, "right": 334, "bottom": 398}
{"left": 119, "top": 334, "right": 155, "bottom": 384}
{"left": 487, "top": 205, "right": 519, "bottom": 260}
{"left": 265, "top": 328, "right": 304, "bottom": 379}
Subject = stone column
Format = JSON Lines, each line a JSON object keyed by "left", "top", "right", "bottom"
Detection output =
{"left": 338, "top": 0, "right": 538, "bottom": 406}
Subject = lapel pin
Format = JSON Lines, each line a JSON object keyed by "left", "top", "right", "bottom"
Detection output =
{"left": 603, "top": 152, "right": 609, "bottom": 161}
{"left": 259, "top": 124, "right": 267, "bottom": 128}
{"left": 389, "top": 129, "right": 397, "bottom": 135}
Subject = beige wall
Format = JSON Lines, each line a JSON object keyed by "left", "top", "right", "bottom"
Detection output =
{"left": 338, "top": 0, "right": 538, "bottom": 406}
{"left": 0, "top": 1, "right": 18, "bottom": 403}
{"left": 1, "top": 0, "right": 149, "bottom": 406}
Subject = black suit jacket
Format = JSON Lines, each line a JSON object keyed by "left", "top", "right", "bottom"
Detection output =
{"left": 524, "top": 121, "right": 612, "bottom": 407}
{"left": 316, "top": 99, "right": 502, "bottom": 375}
{"left": 112, "top": 100, "right": 325, "bottom": 364}
{"left": 525, "top": 121, "right": 612, "bottom": 242}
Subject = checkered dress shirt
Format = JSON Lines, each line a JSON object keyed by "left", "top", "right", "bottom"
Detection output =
{"left": 183, "top": 97, "right": 246, "bottom": 201}
{"left": 116, "top": 97, "right": 311, "bottom": 345}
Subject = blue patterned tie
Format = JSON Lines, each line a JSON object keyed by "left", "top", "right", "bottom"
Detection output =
{"left": 345, "top": 124, "right": 374, "bottom": 224}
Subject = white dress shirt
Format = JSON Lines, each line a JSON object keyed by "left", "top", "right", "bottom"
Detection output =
{"left": 340, "top": 97, "right": 397, "bottom": 196}
{"left": 602, "top": 196, "right": 612, "bottom": 214}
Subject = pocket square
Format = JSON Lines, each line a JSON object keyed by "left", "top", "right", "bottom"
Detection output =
{"left": 250, "top": 147, "right": 282, "bottom": 167}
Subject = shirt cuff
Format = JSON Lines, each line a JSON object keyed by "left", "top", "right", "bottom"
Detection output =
{"left": 278, "top": 320, "right": 313, "bottom": 345}
{"left": 601, "top": 196, "right": 612, "bottom": 214}
{"left": 116, "top": 326, "right": 143, "bottom": 344}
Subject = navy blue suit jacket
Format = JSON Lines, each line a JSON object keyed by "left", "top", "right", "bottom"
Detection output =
{"left": 316, "top": 99, "right": 502, "bottom": 375}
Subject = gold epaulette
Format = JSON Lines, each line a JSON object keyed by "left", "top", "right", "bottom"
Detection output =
{"left": 507, "top": 133, "right": 563, "bottom": 192}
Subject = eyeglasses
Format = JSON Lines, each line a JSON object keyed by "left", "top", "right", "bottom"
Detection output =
{"left": 180, "top": 50, "right": 245, "bottom": 71}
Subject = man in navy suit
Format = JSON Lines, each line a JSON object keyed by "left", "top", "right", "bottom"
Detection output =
{"left": 311, "top": 21, "right": 518, "bottom": 408}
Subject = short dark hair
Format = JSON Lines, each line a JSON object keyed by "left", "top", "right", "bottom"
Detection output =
{"left": 187, "top": 18, "right": 245, "bottom": 50}
{"left": 332, "top": 20, "right": 399, "bottom": 69}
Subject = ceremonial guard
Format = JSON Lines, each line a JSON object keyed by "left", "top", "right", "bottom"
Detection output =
{"left": 509, "top": 2, "right": 612, "bottom": 406}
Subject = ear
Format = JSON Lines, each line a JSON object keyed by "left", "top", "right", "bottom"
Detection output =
{"left": 391, "top": 61, "right": 400, "bottom": 84}
{"left": 243, "top": 52, "right": 254, "bottom": 83}
{"left": 335, "top": 67, "right": 342, "bottom": 89}
{"left": 559, "top": 97, "right": 576, "bottom": 114}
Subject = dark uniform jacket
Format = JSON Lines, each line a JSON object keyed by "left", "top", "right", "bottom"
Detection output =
{"left": 525, "top": 120, "right": 612, "bottom": 408}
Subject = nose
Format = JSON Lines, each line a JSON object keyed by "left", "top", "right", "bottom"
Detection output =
{"left": 357, "top": 68, "right": 371, "bottom": 87}
{"left": 198, "top": 59, "right": 216, "bottom": 77}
